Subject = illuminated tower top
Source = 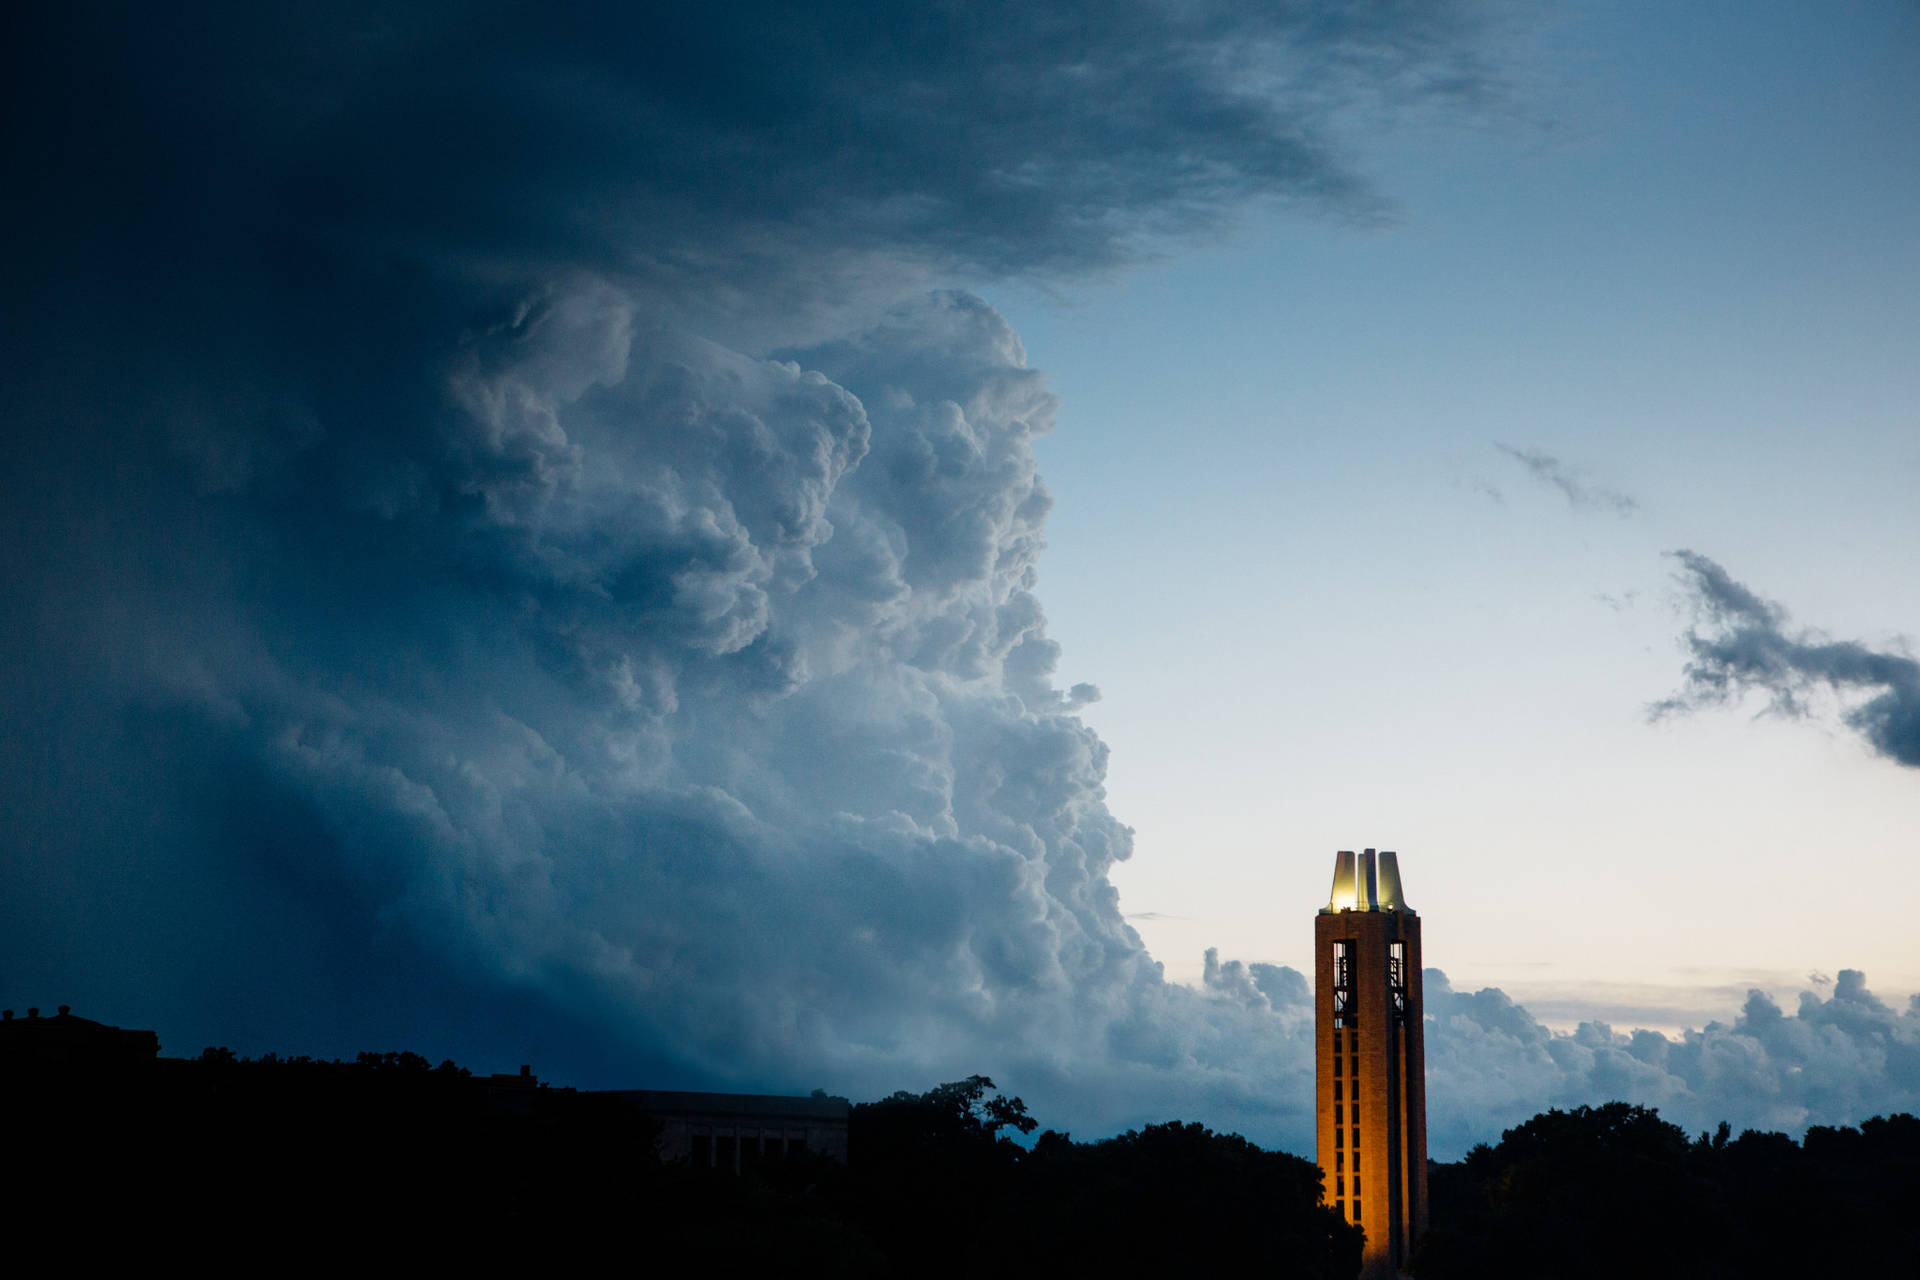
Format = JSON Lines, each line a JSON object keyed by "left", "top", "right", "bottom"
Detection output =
{"left": 1321, "top": 847, "right": 1412, "bottom": 915}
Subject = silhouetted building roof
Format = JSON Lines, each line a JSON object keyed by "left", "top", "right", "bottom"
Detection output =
{"left": 0, "top": 1005, "right": 161, "bottom": 1071}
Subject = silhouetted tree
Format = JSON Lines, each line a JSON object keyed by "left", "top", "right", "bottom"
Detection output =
{"left": 846, "top": 1075, "right": 1032, "bottom": 1270}
{"left": 1016, "top": 1120, "right": 1360, "bottom": 1278}
{"left": 1413, "top": 1104, "right": 1920, "bottom": 1280}
{"left": 847, "top": 1078, "right": 1353, "bottom": 1278}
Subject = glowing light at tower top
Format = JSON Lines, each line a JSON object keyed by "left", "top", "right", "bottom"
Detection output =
{"left": 1323, "top": 848, "right": 1412, "bottom": 914}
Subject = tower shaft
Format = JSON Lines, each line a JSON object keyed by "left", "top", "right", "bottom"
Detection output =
{"left": 1316, "top": 849, "right": 1428, "bottom": 1278}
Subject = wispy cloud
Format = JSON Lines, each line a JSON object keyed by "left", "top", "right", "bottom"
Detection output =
{"left": 1495, "top": 443, "right": 1639, "bottom": 515}
{"left": 1592, "top": 589, "right": 1639, "bottom": 612}
{"left": 1654, "top": 551, "right": 1920, "bottom": 767}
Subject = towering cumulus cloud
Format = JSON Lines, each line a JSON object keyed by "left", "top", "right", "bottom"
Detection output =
{"left": 2, "top": 0, "right": 1499, "bottom": 1142}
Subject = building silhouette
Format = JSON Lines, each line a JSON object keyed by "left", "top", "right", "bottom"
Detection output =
{"left": 593, "top": 1089, "right": 851, "bottom": 1168}
{"left": 1316, "top": 848, "right": 1428, "bottom": 1278}
{"left": 0, "top": 1005, "right": 159, "bottom": 1070}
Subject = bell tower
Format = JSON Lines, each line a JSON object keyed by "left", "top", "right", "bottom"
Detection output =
{"left": 1316, "top": 848, "right": 1427, "bottom": 1277}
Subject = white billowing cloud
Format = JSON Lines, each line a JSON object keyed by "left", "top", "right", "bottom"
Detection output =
{"left": 44, "top": 276, "right": 1296, "bottom": 1135}
{"left": 1421, "top": 966, "right": 1920, "bottom": 1154}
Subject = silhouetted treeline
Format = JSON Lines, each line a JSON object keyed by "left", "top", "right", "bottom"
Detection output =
{"left": 555, "top": 1073, "right": 1359, "bottom": 1275}
{"left": 24, "top": 1039, "right": 1915, "bottom": 1278}
{"left": 9, "top": 1050, "right": 1353, "bottom": 1275}
{"left": 11, "top": 1046, "right": 664, "bottom": 1265}
{"left": 1411, "top": 1102, "right": 1920, "bottom": 1280}
{"left": 845, "top": 1075, "right": 1359, "bottom": 1277}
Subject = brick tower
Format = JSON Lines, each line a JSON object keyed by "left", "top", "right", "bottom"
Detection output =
{"left": 1316, "top": 848, "right": 1428, "bottom": 1278}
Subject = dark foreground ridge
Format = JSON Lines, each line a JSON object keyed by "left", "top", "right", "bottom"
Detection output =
{"left": 4, "top": 1009, "right": 1356, "bottom": 1275}
{"left": 8, "top": 1009, "right": 1917, "bottom": 1277}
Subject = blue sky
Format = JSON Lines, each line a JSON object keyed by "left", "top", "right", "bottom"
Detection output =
{"left": 1003, "top": 0, "right": 1920, "bottom": 1028}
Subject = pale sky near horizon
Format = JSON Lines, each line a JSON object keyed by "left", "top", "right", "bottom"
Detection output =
{"left": 1004, "top": 0, "right": 1920, "bottom": 1031}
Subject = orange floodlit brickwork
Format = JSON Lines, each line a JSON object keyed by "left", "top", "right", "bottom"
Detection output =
{"left": 1316, "top": 849, "right": 1428, "bottom": 1278}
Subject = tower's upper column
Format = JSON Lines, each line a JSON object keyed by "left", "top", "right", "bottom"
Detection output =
{"left": 1321, "top": 848, "right": 1413, "bottom": 914}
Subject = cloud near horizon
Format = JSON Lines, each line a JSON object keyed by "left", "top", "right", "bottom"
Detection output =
{"left": 1421, "top": 967, "right": 1920, "bottom": 1152}
{"left": 4, "top": 3, "right": 1913, "bottom": 1161}
{"left": 1186, "top": 951, "right": 1920, "bottom": 1156}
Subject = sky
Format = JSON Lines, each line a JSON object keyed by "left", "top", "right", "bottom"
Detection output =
{"left": 1006, "top": 0, "right": 1920, "bottom": 1026}
{"left": 4, "top": 1, "right": 1918, "bottom": 1160}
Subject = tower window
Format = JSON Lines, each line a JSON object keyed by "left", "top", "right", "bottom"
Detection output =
{"left": 1332, "top": 940, "right": 1353, "bottom": 1027}
{"left": 1390, "top": 940, "right": 1408, "bottom": 1020}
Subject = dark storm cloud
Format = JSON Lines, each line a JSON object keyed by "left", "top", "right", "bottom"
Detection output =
{"left": 1495, "top": 443, "right": 1639, "bottom": 514}
{"left": 10, "top": 0, "right": 1499, "bottom": 317}
{"left": 1656, "top": 551, "right": 1920, "bottom": 767}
